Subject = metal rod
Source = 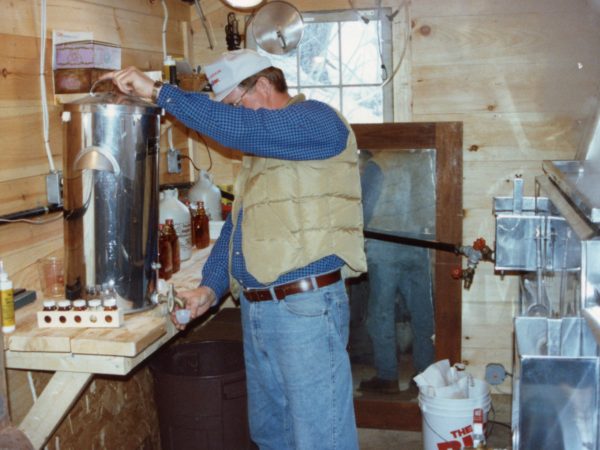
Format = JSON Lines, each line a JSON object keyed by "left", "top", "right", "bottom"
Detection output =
{"left": 363, "top": 229, "right": 459, "bottom": 254}
{"left": 0, "top": 204, "right": 63, "bottom": 225}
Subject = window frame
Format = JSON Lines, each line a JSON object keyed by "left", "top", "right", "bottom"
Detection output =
{"left": 246, "top": 8, "right": 394, "bottom": 122}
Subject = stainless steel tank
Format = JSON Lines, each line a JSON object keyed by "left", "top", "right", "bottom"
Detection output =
{"left": 62, "top": 92, "right": 161, "bottom": 312}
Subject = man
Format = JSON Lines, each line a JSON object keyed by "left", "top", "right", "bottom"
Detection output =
{"left": 104, "top": 49, "right": 366, "bottom": 450}
{"left": 358, "top": 150, "right": 435, "bottom": 394}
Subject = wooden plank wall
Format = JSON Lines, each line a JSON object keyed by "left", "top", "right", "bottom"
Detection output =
{"left": 0, "top": 1, "right": 192, "bottom": 448}
{"left": 189, "top": 0, "right": 600, "bottom": 391}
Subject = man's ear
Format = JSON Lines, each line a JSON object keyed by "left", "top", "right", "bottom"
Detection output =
{"left": 254, "top": 76, "right": 271, "bottom": 94}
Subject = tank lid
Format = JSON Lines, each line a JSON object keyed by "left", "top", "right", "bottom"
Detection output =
{"left": 63, "top": 92, "right": 162, "bottom": 115}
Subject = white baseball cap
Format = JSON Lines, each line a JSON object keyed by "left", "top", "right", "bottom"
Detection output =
{"left": 205, "top": 49, "right": 272, "bottom": 102}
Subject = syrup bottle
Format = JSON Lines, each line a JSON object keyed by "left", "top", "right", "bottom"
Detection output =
{"left": 158, "top": 223, "right": 173, "bottom": 280}
{"left": 164, "top": 219, "right": 181, "bottom": 274}
{"left": 195, "top": 201, "right": 210, "bottom": 249}
{"left": 187, "top": 200, "right": 197, "bottom": 247}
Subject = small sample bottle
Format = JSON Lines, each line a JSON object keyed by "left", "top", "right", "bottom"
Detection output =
{"left": 42, "top": 300, "right": 56, "bottom": 323}
{"left": 73, "top": 299, "right": 88, "bottom": 311}
{"left": 103, "top": 298, "right": 118, "bottom": 311}
{"left": 158, "top": 223, "right": 173, "bottom": 280}
{"left": 164, "top": 219, "right": 181, "bottom": 274}
{"left": 57, "top": 300, "right": 72, "bottom": 311}
{"left": 88, "top": 299, "right": 102, "bottom": 311}
{"left": 42, "top": 300, "right": 57, "bottom": 311}
{"left": 57, "top": 299, "right": 71, "bottom": 324}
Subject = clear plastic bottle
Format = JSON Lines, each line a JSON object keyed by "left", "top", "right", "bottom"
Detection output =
{"left": 0, "top": 260, "right": 15, "bottom": 333}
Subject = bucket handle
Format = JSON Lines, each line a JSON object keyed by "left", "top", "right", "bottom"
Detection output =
{"left": 74, "top": 146, "right": 121, "bottom": 176}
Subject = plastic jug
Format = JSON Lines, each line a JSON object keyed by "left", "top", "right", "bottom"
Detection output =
{"left": 159, "top": 189, "right": 192, "bottom": 261}
{"left": 188, "top": 170, "right": 222, "bottom": 221}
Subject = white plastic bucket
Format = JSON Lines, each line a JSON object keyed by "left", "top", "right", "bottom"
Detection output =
{"left": 418, "top": 379, "right": 491, "bottom": 450}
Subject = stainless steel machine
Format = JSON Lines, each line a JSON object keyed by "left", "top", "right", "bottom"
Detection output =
{"left": 62, "top": 92, "right": 162, "bottom": 313}
{"left": 494, "top": 159, "right": 600, "bottom": 450}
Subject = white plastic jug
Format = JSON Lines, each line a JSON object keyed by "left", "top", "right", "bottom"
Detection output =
{"left": 159, "top": 188, "right": 192, "bottom": 261}
{"left": 189, "top": 170, "right": 222, "bottom": 221}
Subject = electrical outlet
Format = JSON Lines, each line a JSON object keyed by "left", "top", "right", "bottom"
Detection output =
{"left": 167, "top": 149, "right": 182, "bottom": 174}
{"left": 46, "top": 170, "right": 63, "bottom": 205}
{"left": 485, "top": 363, "right": 507, "bottom": 385}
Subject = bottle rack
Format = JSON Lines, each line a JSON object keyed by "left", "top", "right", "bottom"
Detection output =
{"left": 37, "top": 309, "right": 124, "bottom": 328}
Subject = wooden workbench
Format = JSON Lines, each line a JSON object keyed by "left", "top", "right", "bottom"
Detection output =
{"left": 3, "top": 246, "right": 213, "bottom": 450}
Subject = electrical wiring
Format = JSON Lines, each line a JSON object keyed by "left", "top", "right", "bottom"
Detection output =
{"left": 179, "top": 154, "right": 202, "bottom": 172}
{"left": 39, "top": 0, "right": 56, "bottom": 173}
{"left": 195, "top": 132, "right": 213, "bottom": 172}
{"left": 0, "top": 212, "right": 63, "bottom": 225}
{"left": 161, "top": 0, "right": 168, "bottom": 60}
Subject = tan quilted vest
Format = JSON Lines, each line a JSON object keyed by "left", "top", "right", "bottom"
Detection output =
{"left": 228, "top": 95, "right": 366, "bottom": 293}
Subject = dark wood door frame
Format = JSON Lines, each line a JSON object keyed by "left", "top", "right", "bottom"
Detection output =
{"left": 351, "top": 122, "right": 463, "bottom": 431}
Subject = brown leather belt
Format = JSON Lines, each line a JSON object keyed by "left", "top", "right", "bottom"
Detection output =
{"left": 243, "top": 270, "right": 342, "bottom": 302}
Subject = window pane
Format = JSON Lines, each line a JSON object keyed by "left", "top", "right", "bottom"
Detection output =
{"left": 258, "top": 49, "right": 298, "bottom": 86}
{"left": 298, "top": 22, "right": 339, "bottom": 86}
{"left": 343, "top": 86, "right": 383, "bottom": 123}
{"left": 301, "top": 87, "right": 341, "bottom": 111}
{"left": 341, "top": 20, "right": 382, "bottom": 84}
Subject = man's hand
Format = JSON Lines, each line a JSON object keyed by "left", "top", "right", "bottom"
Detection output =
{"left": 170, "top": 286, "right": 217, "bottom": 330}
{"left": 99, "top": 66, "right": 155, "bottom": 99}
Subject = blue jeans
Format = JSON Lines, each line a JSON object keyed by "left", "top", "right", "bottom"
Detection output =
{"left": 240, "top": 280, "right": 358, "bottom": 450}
{"left": 366, "top": 239, "right": 435, "bottom": 379}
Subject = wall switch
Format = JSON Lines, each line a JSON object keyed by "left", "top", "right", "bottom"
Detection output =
{"left": 167, "top": 149, "right": 182, "bottom": 174}
{"left": 46, "top": 170, "right": 63, "bottom": 205}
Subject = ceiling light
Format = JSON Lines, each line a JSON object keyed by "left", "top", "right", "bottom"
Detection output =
{"left": 221, "top": 0, "right": 264, "bottom": 10}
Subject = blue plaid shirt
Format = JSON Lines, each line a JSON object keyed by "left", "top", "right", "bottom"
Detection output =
{"left": 158, "top": 84, "right": 348, "bottom": 298}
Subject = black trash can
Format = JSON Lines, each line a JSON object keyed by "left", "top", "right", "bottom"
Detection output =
{"left": 150, "top": 340, "right": 253, "bottom": 450}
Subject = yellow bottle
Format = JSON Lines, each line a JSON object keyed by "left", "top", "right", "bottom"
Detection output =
{"left": 0, "top": 260, "right": 15, "bottom": 333}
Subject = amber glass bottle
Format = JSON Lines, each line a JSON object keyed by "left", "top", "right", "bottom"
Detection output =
{"left": 195, "top": 201, "right": 210, "bottom": 249}
{"left": 158, "top": 223, "right": 173, "bottom": 280}
{"left": 164, "top": 219, "right": 181, "bottom": 273}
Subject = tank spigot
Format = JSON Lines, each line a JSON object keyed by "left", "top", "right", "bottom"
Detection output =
{"left": 157, "top": 283, "right": 186, "bottom": 313}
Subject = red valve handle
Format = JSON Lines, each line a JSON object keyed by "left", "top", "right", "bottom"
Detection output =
{"left": 473, "top": 237, "right": 487, "bottom": 251}
{"left": 451, "top": 268, "right": 463, "bottom": 280}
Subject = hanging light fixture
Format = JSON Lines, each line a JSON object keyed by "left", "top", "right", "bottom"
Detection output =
{"left": 251, "top": 1, "right": 304, "bottom": 55}
{"left": 220, "top": 0, "right": 264, "bottom": 10}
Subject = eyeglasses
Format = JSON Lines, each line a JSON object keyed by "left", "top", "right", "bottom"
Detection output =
{"left": 231, "top": 81, "right": 256, "bottom": 107}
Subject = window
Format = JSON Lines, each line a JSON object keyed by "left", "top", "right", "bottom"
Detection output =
{"left": 248, "top": 9, "right": 393, "bottom": 123}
